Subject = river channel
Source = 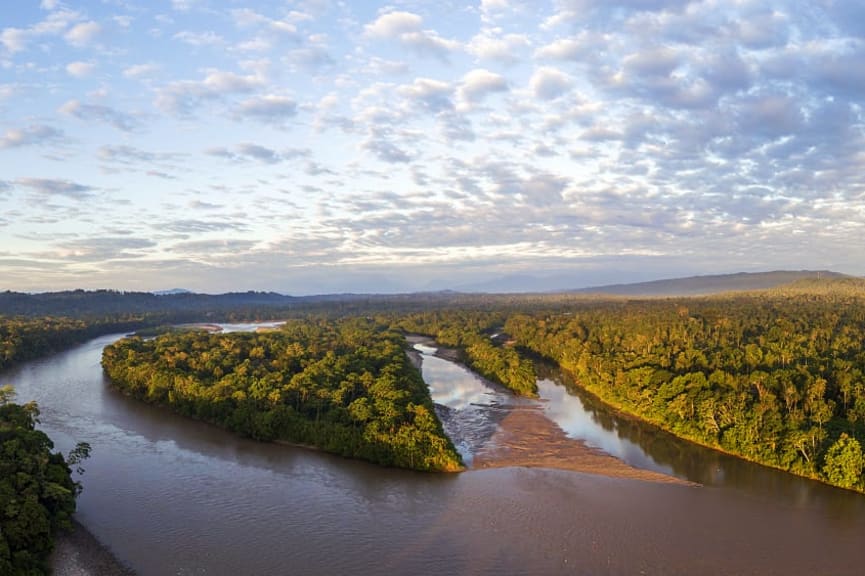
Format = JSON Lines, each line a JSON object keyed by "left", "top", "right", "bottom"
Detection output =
{"left": 5, "top": 332, "right": 865, "bottom": 575}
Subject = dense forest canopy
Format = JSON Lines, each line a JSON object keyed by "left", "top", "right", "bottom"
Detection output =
{"left": 101, "top": 318, "right": 462, "bottom": 472}
{"left": 0, "top": 386, "right": 88, "bottom": 575}
{"left": 501, "top": 293, "right": 865, "bottom": 491}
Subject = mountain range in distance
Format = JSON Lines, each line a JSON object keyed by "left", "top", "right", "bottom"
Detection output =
{"left": 152, "top": 270, "right": 854, "bottom": 298}
{"left": 568, "top": 270, "right": 853, "bottom": 297}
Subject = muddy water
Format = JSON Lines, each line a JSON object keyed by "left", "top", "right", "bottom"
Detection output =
{"left": 6, "top": 333, "right": 865, "bottom": 575}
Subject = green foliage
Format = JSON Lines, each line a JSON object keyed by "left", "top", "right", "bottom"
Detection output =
{"left": 0, "top": 315, "right": 147, "bottom": 372}
{"left": 102, "top": 318, "right": 462, "bottom": 472}
{"left": 1, "top": 389, "right": 86, "bottom": 575}
{"left": 822, "top": 434, "right": 864, "bottom": 489}
{"left": 501, "top": 293, "right": 865, "bottom": 492}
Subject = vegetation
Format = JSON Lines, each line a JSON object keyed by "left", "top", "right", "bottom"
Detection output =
{"left": 0, "top": 315, "right": 147, "bottom": 372}
{"left": 101, "top": 318, "right": 462, "bottom": 472}
{"left": 395, "top": 311, "right": 537, "bottom": 396}
{"left": 502, "top": 293, "right": 865, "bottom": 491}
{"left": 0, "top": 386, "right": 89, "bottom": 575}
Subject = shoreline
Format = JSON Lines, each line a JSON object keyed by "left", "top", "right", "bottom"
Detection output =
{"left": 405, "top": 334, "right": 695, "bottom": 486}
{"left": 51, "top": 519, "right": 136, "bottom": 576}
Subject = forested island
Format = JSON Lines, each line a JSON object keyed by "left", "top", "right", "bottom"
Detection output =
{"left": 101, "top": 318, "right": 463, "bottom": 472}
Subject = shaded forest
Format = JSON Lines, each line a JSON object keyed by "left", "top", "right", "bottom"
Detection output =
{"left": 0, "top": 386, "right": 89, "bottom": 575}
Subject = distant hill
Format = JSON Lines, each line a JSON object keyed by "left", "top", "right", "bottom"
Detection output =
{"left": 571, "top": 270, "right": 851, "bottom": 296}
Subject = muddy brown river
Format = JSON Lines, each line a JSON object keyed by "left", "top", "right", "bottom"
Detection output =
{"left": 6, "top": 332, "right": 865, "bottom": 575}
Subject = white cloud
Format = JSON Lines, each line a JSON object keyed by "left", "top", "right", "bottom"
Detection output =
{"left": 66, "top": 61, "right": 95, "bottom": 77}
{"left": 0, "top": 125, "right": 64, "bottom": 149}
{"left": 174, "top": 30, "right": 224, "bottom": 47}
{"left": 398, "top": 77, "right": 453, "bottom": 112}
{"left": 155, "top": 70, "right": 264, "bottom": 115}
{"left": 1, "top": 28, "right": 28, "bottom": 54}
{"left": 364, "top": 11, "right": 423, "bottom": 38}
{"left": 236, "top": 94, "right": 298, "bottom": 123}
{"left": 64, "top": 21, "right": 101, "bottom": 47}
{"left": 458, "top": 68, "right": 508, "bottom": 106}
{"left": 15, "top": 177, "right": 95, "bottom": 200}
{"left": 467, "top": 30, "right": 530, "bottom": 63}
{"left": 59, "top": 99, "right": 138, "bottom": 132}
{"left": 530, "top": 66, "right": 572, "bottom": 100}
{"left": 123, "top": 63, "right": 158, "bottom": 79}
{"left": 365, "top": 11, "right": 459, "bottom": 61}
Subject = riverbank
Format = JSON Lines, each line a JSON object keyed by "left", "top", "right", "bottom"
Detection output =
{"left": 406, "top": 335, "right": 694, "bottom": 485}
{"left": 471, "top": 405, "right": 694, "bottom": 485}
{"left": 51, "top": 519, "right": 135, "bottom": 576}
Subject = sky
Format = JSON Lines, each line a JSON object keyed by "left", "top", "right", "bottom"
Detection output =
{"left": 1, "top": 0, "right": 864, "bottom": 295}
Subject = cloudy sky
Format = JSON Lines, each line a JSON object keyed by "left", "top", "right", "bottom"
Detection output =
{"left": 2, "top": 0, "right": 864, "bottom": 294}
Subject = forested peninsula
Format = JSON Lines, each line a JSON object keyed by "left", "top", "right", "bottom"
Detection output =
{"left": 101, "top": 318, "right": 462, "bottom": 472}
{"left": 501, "top": 291, "right": 865, "bottom": 491}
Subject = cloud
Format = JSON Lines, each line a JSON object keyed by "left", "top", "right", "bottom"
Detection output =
{"left": 15, "top": 177, "right": 95, "bottom": 200}
{"left": 64, "top": 21, "right": 101, "bottom": 47}
{"left": 365, "top": 11, "right": 458, "bottom": 61}
{"left": 236, "top": 94, "right": 298, "bottom": 124}
{"left": 466, "top": 31, "right": 530, "bottom": 63}
{"left": 398, "top": 77, "right": 453, "bottom": 112}
{"left": 0, "top": 124, "right": 64, "bottom": 149}
{"left": 362, "top": 135, "right": 412, "bottom": 164}
{"left": 204, "top": 143, "right": 308, "bottom": 164}
{"left": 1, "top": 28, "right": 28, "bottom": 54}
{"left": 236, "top": 143, "right": 281, "bottom": 164}
{"left": 529, "top": 66, "right": 571, "bottom": 100}
{"left": 123, "top": 63, "right": 159, "bottom": 79}
{"left": 98, "top": 145, "right": 186, "bottom": 178}
{"left": 162, "top": 219, "right": 250, "bottom": 234}
{"left": 364, "top": 11, "right": 422, "bottom": 38}
{"left": 52, "top": 237, "right": 156, "bottom": 262}
{"left": 171, "top": 0, "right": 198, "bottom": 12}
{"left": 155, "top": 70, "right": 264, "bottom": 115}
{"left": 230, "top": 8, "right": 302, "bottom": 43}
{"left": 66, "top": 60, "right": 95, "bottom": 77}
{"left": 173, "top": 30, "right": 224, "bottom": 47}
{"left": 59, "top": 99, "right": 138, "bottom": 132}
{"left": 458, "top": 69, "right": 508, "bottom": 105}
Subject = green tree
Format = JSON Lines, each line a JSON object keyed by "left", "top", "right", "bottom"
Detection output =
{"left": 822, "top": 434, "right": 864, "bottom": 489}
{"left": 1, "top": 386, "right": 89, "bottom": 575}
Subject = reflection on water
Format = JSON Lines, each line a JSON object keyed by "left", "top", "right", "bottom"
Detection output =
{"left": 537, "top": 379, "right": 676, "bottom": 476}
{"left": 414, "top": 343, "right": 521, "bottom": 464}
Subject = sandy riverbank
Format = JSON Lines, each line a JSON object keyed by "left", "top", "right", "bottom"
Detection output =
{"left": 406, "top": 335, "right": 695, "bottom": 486}
{"left": 50, "top": 520, "right": 135, "bottom": 576}
{"left": 471, "top": 406, "right": 694, "bottom": 485}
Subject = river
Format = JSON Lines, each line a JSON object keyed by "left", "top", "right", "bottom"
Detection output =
{"left": 6, "top": 332, "right": 865, "bottom": 575}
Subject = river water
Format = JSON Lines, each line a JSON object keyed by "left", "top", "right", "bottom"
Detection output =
{"left": 6, "top": 333, "right": 865, "bottom": 575}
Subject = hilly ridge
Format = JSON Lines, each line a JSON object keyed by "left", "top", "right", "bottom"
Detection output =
{"left": 571, "top": 270, "right": 851, "bottom": 296}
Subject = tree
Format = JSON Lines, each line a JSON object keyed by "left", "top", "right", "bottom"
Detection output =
{"left": 822, "top": 434, "right": 864, "bottom": 489}
{"left": 1, "top": 386, "right": 89, "bottom": 575}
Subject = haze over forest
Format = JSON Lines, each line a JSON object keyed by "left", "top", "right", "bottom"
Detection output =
{"left": 2, "top": 1, "right": 865, "bottom": 294}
